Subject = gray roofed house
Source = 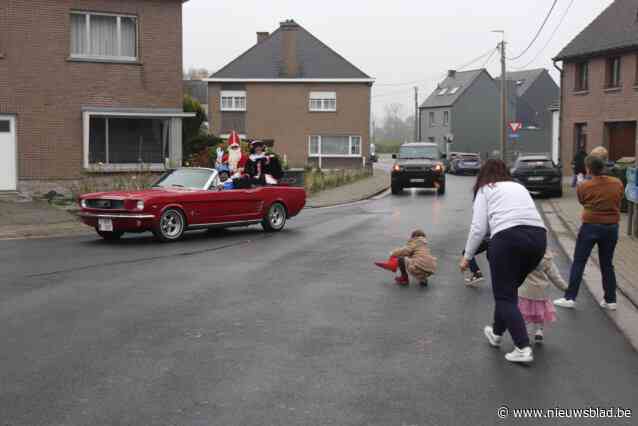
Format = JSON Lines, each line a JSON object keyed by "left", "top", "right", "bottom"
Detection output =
{"left": 554, "top": 0, "right": 638, "bottom": 60}
{"left": 420, "top": 69, "right": 484, "bottom": 108}
{"left": 210, "top": 20, "right": 370, "bottom": 80}
{"left": 504, "top": 69, "right": 547, "bottom": 97}
{"left": 207, "top": 19, "right": 373, "bottom": 170}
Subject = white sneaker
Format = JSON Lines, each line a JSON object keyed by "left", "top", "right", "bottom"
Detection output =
{"left": 553, "top": 298, "right": 575, "bottom": 309}
{"left": 484, "top": 326, "right": 502, "bottom": 347}
{"left": 600, "top": 300, "right": 618, "bottom": 311}
{"left": 505, "top": 346, "right": 533, "bottom": 363}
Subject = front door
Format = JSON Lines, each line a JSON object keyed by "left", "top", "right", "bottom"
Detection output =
{"left": 0, "top": 115, "right": 17, "bottom": 191}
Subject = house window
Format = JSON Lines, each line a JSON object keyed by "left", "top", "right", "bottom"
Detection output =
{"left": 309, "top": 92, "right": 337, "bottom": 112}
{"left": 88, "top": 117, "right": 170, "bottom": 165}
{"left": 443, "top": 111, "right": 449, "bottom": 126}
{"left": 606, "top": 56, "right": 621, "bottom": 88}
{"left": 429, "top": 111, "right": 435, "bottom": 127}
{"left": 308, "top": 135, "right": 362, "bottom": 157}
{"left": 220, "top": 91, "right": 246, "bottom": 111}
{"left": 70, "top": 12, "right": 137, "bottom": 61}
{"left": 574, "top": 123, "right": 587, "bottom": 154}
{"left": 575, "top": 61, "right": 588, "bottom": 91}
{"left": 438, "top": 88, "right": 448, "bottom": 95}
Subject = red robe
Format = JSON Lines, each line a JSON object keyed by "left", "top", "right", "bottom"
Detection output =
{"left": 222, "top": 152, "right": 248, "bottom": 172}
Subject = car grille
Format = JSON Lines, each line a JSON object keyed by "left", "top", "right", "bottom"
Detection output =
{"left": 85, "top": 199, "right": 125, "bottom": 209}
{"left": 404, "top": 166, "right": 429, "bottom": 172}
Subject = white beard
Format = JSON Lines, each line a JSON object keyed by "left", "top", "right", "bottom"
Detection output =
{"left": 228, "top": 148, "right": 242, "bottom": 171}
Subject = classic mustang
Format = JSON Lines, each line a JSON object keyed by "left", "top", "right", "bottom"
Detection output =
{"left": 78, "top": 168, "right": 306, "bottom": 242}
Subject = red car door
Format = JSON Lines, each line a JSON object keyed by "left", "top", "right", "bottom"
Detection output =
{"left": 205, "top": 187, "right": 264, "bottom": 223}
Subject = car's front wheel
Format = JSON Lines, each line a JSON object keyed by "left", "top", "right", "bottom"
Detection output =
{"left": 154, "top": 208, "right": 186, "bottom": 242}
{"left": 97, "top": 230, "right": 124, "bottom": 241}
{"left": 262, "top": 202, "right": 287, "bottom": 232}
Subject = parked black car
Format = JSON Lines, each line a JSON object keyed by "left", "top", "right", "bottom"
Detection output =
{"left": 391, "top": 143, "right": 446, "bottom": 195}
{"left": 511, "top": 155, "right": 562, "bottom": 197}
{"left": 449, "top": 153, "right": 481, "bottom": 175}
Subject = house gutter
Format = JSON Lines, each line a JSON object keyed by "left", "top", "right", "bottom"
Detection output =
{"left": 553, "top": 59, "right": 564, "bottom": 171}
{"left": 204, "top": 78, "right": 375, "bottom": 83}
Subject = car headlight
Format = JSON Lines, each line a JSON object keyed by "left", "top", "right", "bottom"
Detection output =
{"left": 434, "top": 163, "right": 444, "bottom": 173}
{"left": 392, "top": 164, "right": 402, "bottom": 173}
{"left": 80, "top": 199, "right": 87, "bottom": 208}
{"left": 135, "top": 200, "right": 145, "bottom": 210}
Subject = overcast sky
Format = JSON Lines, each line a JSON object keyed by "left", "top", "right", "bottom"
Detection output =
{"left": 183, "top": 0, "right": 614, "bottom": 119}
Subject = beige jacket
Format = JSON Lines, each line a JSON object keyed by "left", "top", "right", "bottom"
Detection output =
{"left": 390, "top": 236, "right": 437, "bottom": 281}
{"left": 518, "top": 252, "right": 567, "bottom": 301}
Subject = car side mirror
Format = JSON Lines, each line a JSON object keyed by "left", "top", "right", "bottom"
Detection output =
{"left": 392, "top": 154, "right": 397, "bottom": 159}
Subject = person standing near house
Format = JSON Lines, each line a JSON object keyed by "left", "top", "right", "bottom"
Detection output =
{"left": 554, "top": 155, "right": 624, "bottom": 311}
{"left": 572, "top": 147, "right": 587, "bottom": 187}
{"left": 460, "top": 159, "right": 547, "bottom": 363}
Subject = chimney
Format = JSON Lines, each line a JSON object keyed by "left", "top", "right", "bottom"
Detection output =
{"left": 280, "top": 19, "right": 299, "bottom": 78}
{"left": 447, "top": 70, "right": 456, "bottom": 78}
{"left": 257, "top": 32, "right": 269, "bottom": 44}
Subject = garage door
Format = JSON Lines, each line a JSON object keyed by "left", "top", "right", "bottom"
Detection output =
{"left": 0, "top": 115, "right": 17, "bottom": 191}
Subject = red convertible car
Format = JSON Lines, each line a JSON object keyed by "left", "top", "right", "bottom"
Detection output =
{"left": 78, "top": 168, "right": 306, "bottom": 242}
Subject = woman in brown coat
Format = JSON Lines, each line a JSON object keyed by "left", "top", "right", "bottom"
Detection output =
{"left": 388, "top": 229, "right": 437, "bottom": 286}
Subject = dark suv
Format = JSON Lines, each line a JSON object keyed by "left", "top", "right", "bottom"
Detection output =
{"left": 391, "top": 143, "right": 446, "bottom": 195}
{"left": 511, "top": 154, "right": 563, "bottom": 197}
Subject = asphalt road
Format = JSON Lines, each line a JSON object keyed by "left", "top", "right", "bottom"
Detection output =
{"left": 1, "top": 175, "right": 637, "bottom": 426}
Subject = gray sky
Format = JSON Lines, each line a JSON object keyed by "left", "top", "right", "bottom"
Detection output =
{"left": 183, "top": 0, "right": 613, "bottom": 119}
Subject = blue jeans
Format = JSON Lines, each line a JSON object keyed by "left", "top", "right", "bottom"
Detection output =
{"left": 565, "top": 223, "right": 619, "bottom": 303}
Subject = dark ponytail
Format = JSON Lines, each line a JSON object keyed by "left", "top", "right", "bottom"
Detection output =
{"left": 473, "top": 159, "right": 513, "bottom": 198}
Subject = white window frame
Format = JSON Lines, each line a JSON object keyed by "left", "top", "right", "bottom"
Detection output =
{"left": 443, "top": 111, "right": 449, "bottom": 126}
{"left": 429, "top": 111, "right": 436, "bottom": 127}
{"left": 70, "top": 11, "right": 138, "bottom": 62}
{"left": 308, "top": 91, "right": 337, "bottom": 112}
{"left": 438, "top": 88, "right": 448, "bottom": 95}
{"left": 220, "top": 90, "right": 247, "bottom": 112}
{"left": 307, "top": 135, "right": 362, "bottom": 158}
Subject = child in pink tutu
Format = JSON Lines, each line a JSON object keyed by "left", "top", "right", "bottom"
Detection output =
{"left": 518, "top": 251, "right": 567, "bottom": 344}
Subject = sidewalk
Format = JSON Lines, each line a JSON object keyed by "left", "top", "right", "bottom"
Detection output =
{"left": 305, "top": 166, "right": 390, "bottom": 208}
{"left": 541, "top": 186, "right": 638, "bottom": 307}
{"left": 0, "top": 200, "right": 89, "bottom": 240}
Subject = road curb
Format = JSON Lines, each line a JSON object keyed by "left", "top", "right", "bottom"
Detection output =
{"left": 304, "top": 184, "right": 390, "bottom": 209}
{"left": 540, "top": 201, "right": 638, "bottom": 352}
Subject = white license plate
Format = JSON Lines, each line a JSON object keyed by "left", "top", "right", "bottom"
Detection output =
{"left": 410, "top": 178, "right": 425, "bottom": 183}
{"left": 98, "top": 218, "right": 113, "bottom": 232}
{"left": 528, "top": 177, "right": 544, "bottom": 181}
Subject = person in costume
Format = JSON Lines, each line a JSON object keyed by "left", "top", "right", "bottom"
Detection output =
{"left": 216, "top": 131, "right": 248, "bottom": 175}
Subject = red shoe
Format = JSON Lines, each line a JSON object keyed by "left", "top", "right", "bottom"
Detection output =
{"left": 374, "top": 256, "right": 399, "bottom": 273}
{"left": 395, "top": 276, "right": 409, "bottom": 286}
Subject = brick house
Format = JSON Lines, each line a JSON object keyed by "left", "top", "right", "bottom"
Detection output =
{"left": 554, "top": 0, "right": 638, "bottom": 175}
{"left": 0, "top": 0, "right": 191, "bottom": 194}
{"left": 207, "top": 20, "right": 374, "bottom": 169}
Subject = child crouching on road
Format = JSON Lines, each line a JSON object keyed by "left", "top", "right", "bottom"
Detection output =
{"left": 375, "top": 229, "right": 437, "bottom": 287}
{"left": 518, "top": 251, "right": 567, "bottom": 344}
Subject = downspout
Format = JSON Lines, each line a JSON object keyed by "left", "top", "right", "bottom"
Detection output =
{"left": 553, "top": 59, "right": 564, "bottom": 174}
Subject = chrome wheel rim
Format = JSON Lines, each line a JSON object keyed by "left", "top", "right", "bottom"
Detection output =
{"left": 161, "top": 210, "right": 183, "bottom": 238}
{"left": 269, "top": 204, "right": 285, "bottom": 229}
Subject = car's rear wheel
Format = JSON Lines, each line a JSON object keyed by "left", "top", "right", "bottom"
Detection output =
{"left": 154, "top": 208, "right": 186, "bottom": 242}
{"left": 391, "top": 183, "right": 403, "bottom": 195}
{"left": 97, "top": 230, "right": 124, "bottom": 241}
{"left": 262, "top": 202, "right": 287, "bottom": 232}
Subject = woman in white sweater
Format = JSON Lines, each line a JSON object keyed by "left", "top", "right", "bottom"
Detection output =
{"left": 460, "top": 159, "right": 547, "bottom": 363}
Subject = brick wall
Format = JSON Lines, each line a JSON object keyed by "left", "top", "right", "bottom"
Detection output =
{"left": 560, "top": 51, "right": 638, "bottom": 174}
{"left": 0, "top": 0, "right": 184, "bottom": 183}
{"left": 209, "top": 82, "right": 371, "bottom": 169}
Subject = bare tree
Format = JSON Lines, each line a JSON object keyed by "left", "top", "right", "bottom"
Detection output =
{"left": 184, "top": 67, "right": 211, "bottom": 80}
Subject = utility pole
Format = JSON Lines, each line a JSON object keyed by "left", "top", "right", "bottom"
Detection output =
{"left": 493, "top": 30, "right": 507, "bottom": 162}
{"left": 414, "top": 86, "right": 419, "bottom": 142}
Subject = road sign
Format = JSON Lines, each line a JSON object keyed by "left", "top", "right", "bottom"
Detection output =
{"left": 508, "top": 133, "right": 520, "bottom": 139}
{"left": 508, "top": 122, "right": 523, "bottom": 133}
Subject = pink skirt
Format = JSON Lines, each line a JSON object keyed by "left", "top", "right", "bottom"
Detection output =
{"left": 518, "top": 297, "right": 557, "bottom": 324}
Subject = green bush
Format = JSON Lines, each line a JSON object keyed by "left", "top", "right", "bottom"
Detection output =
{"left": 304, "top": 168, "right": 371, "bottom": 195}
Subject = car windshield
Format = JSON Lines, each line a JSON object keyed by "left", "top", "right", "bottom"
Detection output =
{"left": 519, "top": 159, "right": 553, "bottom": 168}
{"left": 399, "top": 146, "right": 439, "bottom": 159}
{"left": 154, "top": 169, "right": 215, "bottom": 190}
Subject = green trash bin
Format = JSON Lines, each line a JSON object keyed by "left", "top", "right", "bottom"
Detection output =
{"left": 612, "top": 157, "right": 636, "bottom": 213}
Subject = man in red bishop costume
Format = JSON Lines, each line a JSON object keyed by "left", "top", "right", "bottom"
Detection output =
{"left": 217, "top": 131, "right": 248, "bottom": 175}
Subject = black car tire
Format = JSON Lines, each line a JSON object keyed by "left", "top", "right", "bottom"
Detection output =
{"left": 391, "top": 183, "right": 403, "bottom": 195}
{"left": 97, "top": 230, "right": 124, "bottom": 241}
{"left": 437, "top": 180, "right": 446, "bottom": 195}
{"left": 153, "top": 208, "right": 186, "bottom": 242}
{"left": 262, "top": 202, "right": 287, "bottom": 232}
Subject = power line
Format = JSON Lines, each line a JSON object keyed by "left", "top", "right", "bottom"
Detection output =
{"left": 507, "top": 0, "right": 559, "bottom": 61}
{"left": 480, "top": 48, "right": 499, "bottom": 69}
{"left": 509, "top": 0, "right": 575, "bottom": 70}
